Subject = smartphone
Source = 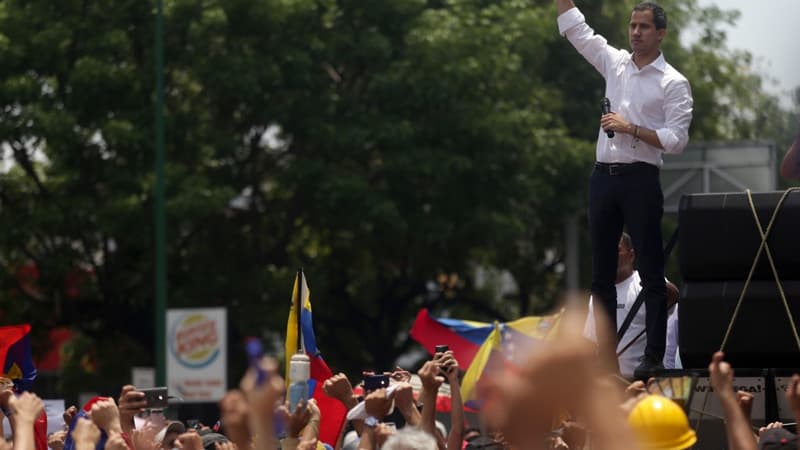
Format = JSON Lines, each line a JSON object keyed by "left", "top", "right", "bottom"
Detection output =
{"left": 140, "top": 387, "right": 169, "bottom": 409}
{"left": 434, "top": 345, "right": 449, "bottom": 353}
{"left": 363, "top": 374, "right": 390, "bottom": 392}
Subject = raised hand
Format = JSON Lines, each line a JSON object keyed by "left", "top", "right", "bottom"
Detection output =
{"left": 417, "top": 361, "right": 444, "bottom": 391}
{"left": 322, "top": 373, "right": 356, "bottom": 408}
{"left": 786, "top": 374, "right": 800, "bottom": 425}
{"left": 117, "top": 385, "right": 146, "bottom": 433}
{"left": 90, "top": 398, "right": 123, "bottom": 435}
{"left": 709, "top": 351, "right": 734, "bottom": 399}
{"left": 72, "top": 417, "right": 102, "bottom": 450}
{"left": 104, "top": 433, "right": 128, "bottom": 450}
{"left": 8, "top": 391, "right": 44, "bottom": 424}
{"left": 364, "top": 389, "right": 393, "bottom": 420}
{"left": 48, "top": 430, "right": 68, "bottom": 450}
{"left": 175, "top": 431, "right": 203, "bottom": 450}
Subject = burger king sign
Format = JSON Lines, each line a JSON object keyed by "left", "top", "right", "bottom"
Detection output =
{"left": 166, "top": 308, "right": 227, "bottom": 402}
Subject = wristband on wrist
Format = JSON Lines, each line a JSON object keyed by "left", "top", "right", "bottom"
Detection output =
{"left": 634, "top": 124, "right": 640, "bottom": 140}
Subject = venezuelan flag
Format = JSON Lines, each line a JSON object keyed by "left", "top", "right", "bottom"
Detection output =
{"left": 285, "top": 271, "right": 346, "bottom": 446}
{"left": 0, "top": 324, "right": 37, "bottom": 391}
{"left": 410, "top": 309, "right": 562, "bottom": 370}
{"left": 413, "top": 310, "right": 563, "bottom": 409}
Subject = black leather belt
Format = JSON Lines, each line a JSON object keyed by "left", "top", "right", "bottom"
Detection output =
{"left": 594, "top": 162, "right": 657, "bottom": 176}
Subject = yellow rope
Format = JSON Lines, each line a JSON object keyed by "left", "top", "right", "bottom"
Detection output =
{"left": 696, "top": 187, "right": 800, "bottom": 435}
{"left": 719, "top": 188, "right": 800, "bottom": 352}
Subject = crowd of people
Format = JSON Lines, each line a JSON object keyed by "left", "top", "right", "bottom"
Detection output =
{"left": 0, "top": 0, "right": 797, "bottom": 448}
{"left": 2, "top": 309, "right": 800, "bottom": 450}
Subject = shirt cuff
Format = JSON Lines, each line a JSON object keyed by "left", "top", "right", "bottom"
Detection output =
{"left": 656, "top": 128, "right": 689, "bottom": 154}
{"left": 557, "top": 8, "right": 585, "bottom": 36}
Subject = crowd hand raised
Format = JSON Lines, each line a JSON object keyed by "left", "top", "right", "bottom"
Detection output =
{"left": 175, "top": 431, "right": 204, "bottom": 450}
{"left": 786, "top": 374, "right": 800, "bottom": 424}
{"left": 218, "top": 390, "right": 251, "bottom": 449}
{"left": 758, "top": 422, "right": 783, "bottom": 437}
{"left": 219, "top": 390, "right": 250, "bottom": 431}
{"left": 104, "top": 433, "right": 128, "bottom": 450}
{"left": 48, "top": 430, "right": 68, "bottom": 450}
{"left": 392, "top": 383, "right": 415, "bottom": 413}
{"left": 477, "top": 309, "right": 614, "bottom": 448}
{"left": 9, "top": 391, "right": 44, "bottom": 424}
{"left": 709, "top": 352, "right": 735, "bottom": 399}
{"left": 322, "top": 373, "right": 356, "bottom": 407}
{"left": 72, "top": 417, "right": 102, "bottom": 450}
{"left": 417, "top": 361, "right": 444, "bottom": 391}
{"left": 364, "top": 389, "right": 393, "bottom": 420}
{"left": 737, "top": 391, "right": 754, "bottom": 420}
{"left": 374, "top": 423, "right": 396, "bottom": 448}
{"left": 276, "top": 400, "right": 312, "bottom": 438}
{"left": 131, "top": 422, "right": 160, "bottom": 450}
{"left": 117, "top": 385, "right": 146, "bottom": 432}
{"left": 91, "top": 398, "right": 123, "bottom": 435}
{"left": 239, "top": 356, "right": 284, "bottom": 418}
{"left": 63, "top": 406, "right": 78, "bottom": 428}
{"left": 437, "top": 351, "right": 460, "bottom": 382}
{"left": 388, "top": 367, "right": 412, "bottom": 384}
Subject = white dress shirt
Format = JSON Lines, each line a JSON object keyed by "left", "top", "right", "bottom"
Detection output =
{"left": 557, "top": 7, "right": 693, "bottom": 167}
{"left": 584, "top": 271, "right": 679, "bottom": 377}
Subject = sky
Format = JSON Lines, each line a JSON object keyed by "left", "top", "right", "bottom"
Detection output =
{"left": 692, "top": 0, "right": 800, "bottom": 105}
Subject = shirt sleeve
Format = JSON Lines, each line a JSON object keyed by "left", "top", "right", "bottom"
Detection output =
{"left": 656, "top": 78, "right": 693, "bottom": 154}
{"left": 663, "top": 305, "right": 679, "bottom": 369}
{"left": 557, "top": 7, "right": 624, "bottom": 79}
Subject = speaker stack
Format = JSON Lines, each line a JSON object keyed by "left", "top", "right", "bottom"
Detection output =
{"left": 677, "top": 191, "right": 800, "bottom": 369}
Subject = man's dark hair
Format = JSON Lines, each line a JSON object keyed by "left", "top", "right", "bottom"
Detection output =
{"left": 633, "top": 2, "right": 667, "bottom": 30}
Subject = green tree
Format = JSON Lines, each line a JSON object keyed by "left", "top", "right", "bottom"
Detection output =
{"left": 0, "top": 0, "right": 795, "bottom": 393}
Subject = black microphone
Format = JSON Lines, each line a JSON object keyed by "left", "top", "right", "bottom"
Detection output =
{"left": 601, "top": 97, "right": 614, "bottom": 138}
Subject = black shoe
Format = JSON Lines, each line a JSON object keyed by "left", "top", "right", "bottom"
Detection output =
{"left": 633, "top": 355, "right": 665, "bottom": 379}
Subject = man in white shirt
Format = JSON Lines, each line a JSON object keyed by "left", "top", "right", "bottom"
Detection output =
{"left": 584, "top": 233, "right": 680, "bottom": 377}
{"left": 557, "top": 0, "right": 693, "bottom": 372}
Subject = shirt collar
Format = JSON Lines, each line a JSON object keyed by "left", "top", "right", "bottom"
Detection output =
{"left": 625, "top": 51, "right": 667, "bottom": 72}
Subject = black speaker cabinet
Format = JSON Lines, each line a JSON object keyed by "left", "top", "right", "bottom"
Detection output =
{"left": 679, "top": 281, "right": 800, "bottom": 369}
{"left": 678, "top": 191, "right": 800, "bottom": 281}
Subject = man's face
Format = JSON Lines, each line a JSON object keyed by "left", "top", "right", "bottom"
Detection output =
{"left": 629, "top": 9, "right": 666, "bottom": 56}
{"left": 616, "top": 240, "right": 635, "bottom": 279}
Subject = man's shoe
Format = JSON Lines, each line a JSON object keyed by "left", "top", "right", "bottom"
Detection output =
{"left": 633, "top": 355, "right": 665, "bottom": 379}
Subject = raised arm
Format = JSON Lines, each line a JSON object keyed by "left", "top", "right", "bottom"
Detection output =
{"left": 557, "top": 0, "right": 576, "bottom": 15}
{"left": 780, "top": 132, "right": 800, "bottom": 180}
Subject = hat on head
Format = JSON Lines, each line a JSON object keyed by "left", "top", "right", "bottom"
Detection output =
{"left": 154, "top": 421, "right": 186, "bottom": 444}
{"left": 200, "top": 432, "right": 229, "bottom": 450}
{"left": 759, "top": 428, "right": 798, "bottom": 450}
{"left": 628, "top": 395, "right": 696, "bottom": 450}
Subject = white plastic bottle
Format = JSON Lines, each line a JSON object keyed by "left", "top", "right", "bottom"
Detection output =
{"left": 288, "top": 353, "right": 310, "bottom": 413}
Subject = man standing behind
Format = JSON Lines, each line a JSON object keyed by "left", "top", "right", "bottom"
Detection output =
{"left": 556, "top": 1, "right": 693, "bottom": 372}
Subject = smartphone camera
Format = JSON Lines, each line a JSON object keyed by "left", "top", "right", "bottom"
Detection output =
{"left": 434, "top": 345, "right": 449, "bottom": 353}
{"left": 363, "top": 374, "right": 390, "bottom": 392}
{"left": 140, "top": 387, "right": 169, "bottom": 409}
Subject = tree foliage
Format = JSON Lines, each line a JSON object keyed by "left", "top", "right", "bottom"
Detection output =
{"left": 0, "top": 0, "right": 795, "bottom": 394}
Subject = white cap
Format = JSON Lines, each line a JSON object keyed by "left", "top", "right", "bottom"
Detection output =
{"left": 154, "top": 421, "right": 186, "bottom": 444}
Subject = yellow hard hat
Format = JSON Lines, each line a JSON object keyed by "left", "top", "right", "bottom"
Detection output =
{"left": 628, "top": 395, "right": 697, "bottom": 450}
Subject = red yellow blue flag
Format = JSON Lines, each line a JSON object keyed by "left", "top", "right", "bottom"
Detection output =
{"left": 0, "top": 324, "right": 37, "bottom": 391}
{"left": 285, "top": 271, "right": 346, "bottom": 446}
